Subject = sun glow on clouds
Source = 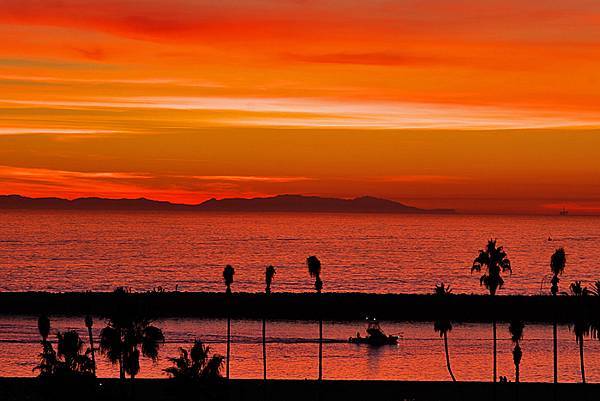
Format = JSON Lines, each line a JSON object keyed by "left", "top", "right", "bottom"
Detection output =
{"left": 2, "top": 0, "right": 600, "bottom": 212}
{"left": 2, "top": 97, "right": 598, "bottom": 130}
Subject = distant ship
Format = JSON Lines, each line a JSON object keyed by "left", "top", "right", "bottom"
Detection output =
{"left": 560, "top": 207, "right": 569, "bottom": 216}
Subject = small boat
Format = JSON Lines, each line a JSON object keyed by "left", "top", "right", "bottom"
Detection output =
{"left": 560, "top": 207, "right": 569, "bottom": 216}
{"left": 349, "top": 317, "right": 398, "bottom": 346}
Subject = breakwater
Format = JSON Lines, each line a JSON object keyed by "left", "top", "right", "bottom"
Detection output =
{"left": 0, "top": 292, "right": 594, "bottom": 322}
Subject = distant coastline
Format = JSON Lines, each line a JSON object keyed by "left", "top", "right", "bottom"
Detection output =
{"left": 0, "top": 194, "right": 455, "bottom": 214}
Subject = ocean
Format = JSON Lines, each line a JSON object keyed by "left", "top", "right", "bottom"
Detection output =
{"left": 0, "top": 211, "right": 598, "bottom": 294}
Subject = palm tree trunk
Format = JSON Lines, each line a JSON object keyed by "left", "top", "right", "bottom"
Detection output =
{"left": 119, "top": 355, "right": 125, "bottom": 380}
{"left": 579, "top": 337, "right": 585, "bottom": 384}
{"left": 515, "top": 361, "right": 520, "bottom": 401}
{"left": 118, "top": 327, "right": 125, "bottom": 380}
{"left": 226, "top": 314, "right": 231, "bottom": 380}
{"left": 493, "top": 319, "right": 497, "bottom": 383}
{"left": 443, "top": 332, "right": 456, "bottom": 382}
{"left": 262, "top": 316, "right": 267, "bottom": 382}
{"left": 318, "top": 317, "right": 323, "bottom": 381}
{"left": 87, "top": 326, "right": 96, "bottom": 376}
{"left": 553, "top": 320, "right": 558, "bottom": 384}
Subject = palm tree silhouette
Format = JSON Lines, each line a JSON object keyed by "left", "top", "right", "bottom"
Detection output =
{"left": 508, "top": 319, "right": 524, "bottom": 383}
{"left": 38, "top": 330, "right": 95, "bottom": 377}
{"left": 589, "top": 280, "right": 600, "bottom": 296}
{"left": 433, "top": 283, "right": 456, "bottom": 382}
{"left": 36, "top": 315, "right": 53, "bottom": 377}
{"left": 99, "top": 288, "right": 164, "bottom": 380}
{"left": 223, "top": 264, "right": 235, "bottom": 380}
{"left": 263, "top": 265, "right": 276, "bottom": 382}
{"left": 307, "top": 255, "right": 323, "bottom": 381}
{"left": 164, "top": 339, "right": 224, "bottom": 381}
{"left": 56, "top": 330, "right": 94, "bottom": 374}
{"left": 85, "top": 314, "right": 96, "bottom": 376}
{"left": 568, "top": 281, "right": 590, "bottom": 383}
{"left": 549, "top": 247, "right": 565, "bottom": 384}
{"left": 471, "top": 239, "right": 511, "bottom": 383}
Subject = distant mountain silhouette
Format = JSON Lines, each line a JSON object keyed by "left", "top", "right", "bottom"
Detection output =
{"left": 0, "top": 194, "right": 454, "bottom": 214}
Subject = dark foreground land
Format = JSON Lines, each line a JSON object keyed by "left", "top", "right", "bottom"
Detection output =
{"left": 0, "top": 378, "right": 598, "bottom": 401}
{"left": 0, "top": 291, "right": 597, "bottom": 323}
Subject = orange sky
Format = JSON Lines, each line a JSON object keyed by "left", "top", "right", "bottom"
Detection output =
{"left": 1, "top": 0, "right": 600, "bottom": 214}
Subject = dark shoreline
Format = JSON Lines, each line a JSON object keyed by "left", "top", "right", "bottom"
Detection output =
{"left": 0, "top": 378, "right": 598, "bottom": 401}
{"left": 0, "top": 292, "right": 594, "bottom": 323}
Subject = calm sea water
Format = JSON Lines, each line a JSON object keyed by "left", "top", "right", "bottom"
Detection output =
{"left": 2, "top": 211, "right": 600, "bottom": 381}
{"left": 1, "top": 316, "right": 599, "bottom": 382}
{"left": 0, "top": 211, "right": 599, "bottom": 294}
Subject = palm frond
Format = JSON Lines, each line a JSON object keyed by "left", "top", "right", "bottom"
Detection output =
{"left": 141, "top": 325, "right": 164, "bottom": 361}
{"left": 223, "top": 265, "right": 235, "bottom": 290}
{"left": 37, "top": 315, "right": 50, "bottom": 340}
{"left": 265, "top": 265, "right": 276, "bottom": 294}
{"left": 99, "top": 326, "right": 122, "bottom": 364}
{"left": 508, "top": 320, "right": 525, "bottom": 343}
{"left": 306, "top": 256, "right": 321, "bottom": 278}
{"left": 472, "top": 239, "right": 510, "bottom": 296}
{"left": 550, "top": 248, "right": 566, "bottom": 276}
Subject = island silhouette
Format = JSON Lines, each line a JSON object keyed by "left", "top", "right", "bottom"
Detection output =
{"left": 0, "top": 194, "right": 454, "bottom": 214}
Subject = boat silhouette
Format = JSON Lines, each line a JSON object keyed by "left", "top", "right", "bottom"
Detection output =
{"left": 349, "top": 317, "right": 398, "bottom": 346}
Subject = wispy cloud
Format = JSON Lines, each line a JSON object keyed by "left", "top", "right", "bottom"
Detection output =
{"left": 0, "top": 166, "right": 152, "bottom": 181}
{"left": 0, "top": 74, "right": 224, "bottom": 88}
{"left": 192, "top": 175, "right": 312, "bottom": 183}
{"left": 376, "top": 175, "right": 471, "bottom": 183}
{"left": 288, "top": 52, "right": 440, "bottom": 67}
{"left": 0, "top": 57, "right": 111, "bottom": 69}
{"left": 0, "top": 128, "right": 122, "bottom": 135}
{"left": 2, "top": 96, "right": 598, "bottom": 130}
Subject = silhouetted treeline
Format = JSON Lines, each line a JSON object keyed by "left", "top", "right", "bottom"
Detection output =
{"left": 2, "top": 291, "right": 599, "bottom": 323}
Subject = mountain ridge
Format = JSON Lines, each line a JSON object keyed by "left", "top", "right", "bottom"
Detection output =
{"left": 0, "top": 194, "right": 455, "bottom": 214}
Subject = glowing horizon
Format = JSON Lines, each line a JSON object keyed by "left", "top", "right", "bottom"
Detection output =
{"left": 1, "top": 0, "right": 600, "bottom": 213}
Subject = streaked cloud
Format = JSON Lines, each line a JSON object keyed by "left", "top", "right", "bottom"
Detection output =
{"left": 1, "top": 96, "right": 598, "bottom": 130}
{"left": 0, "top": 165, "right": 152, "bottom": 181}
{"left": 192, "top": 175, "right": 312, "bottom": 183}
{"left": 288, "top": 52, "right": 440, "bottom": 67}
{"left": 0, "top": 128, "right": 122, "bottom": 135}
{"left": 0, "top": 57, "right": 109, "bottom": 69}
{"left": 376, "top": 175, "right": 472, "bottom": 184}
{"left": 0, "top": 74, "right": 224, "bottom": 88}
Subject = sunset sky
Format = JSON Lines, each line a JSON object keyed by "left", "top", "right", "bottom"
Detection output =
{"left": 1, "top": 0, "right": 600, "bottom": 213}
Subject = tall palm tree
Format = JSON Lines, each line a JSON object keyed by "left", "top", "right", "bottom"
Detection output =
{"left": 99, "top": 288, "right": 164, "bottom": 380}
{"left": 550, "top": 247, "right": 566, "bottom": 384}
{"left": 85, "top": 314, "right": 96, "bottom": 376}
{"left": 223, "top": 264, "right": 235, "bottom": 380}
{"left": 508, "top": 319, "right": 524, "bottom": 383}
{"left": 307, "top": 255, "right": 323, "bottom": 381}
{"left": 471, "top": 239, "right": 511, "bottom": 383}
{"left": 263, "top": 265, "right": 276, "bottom": 382}
{"left": 568, "top": 281, "right": 590, "bottom": 383}
{"left": 433, "top": 283, "right": 456, "bottom": 382}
